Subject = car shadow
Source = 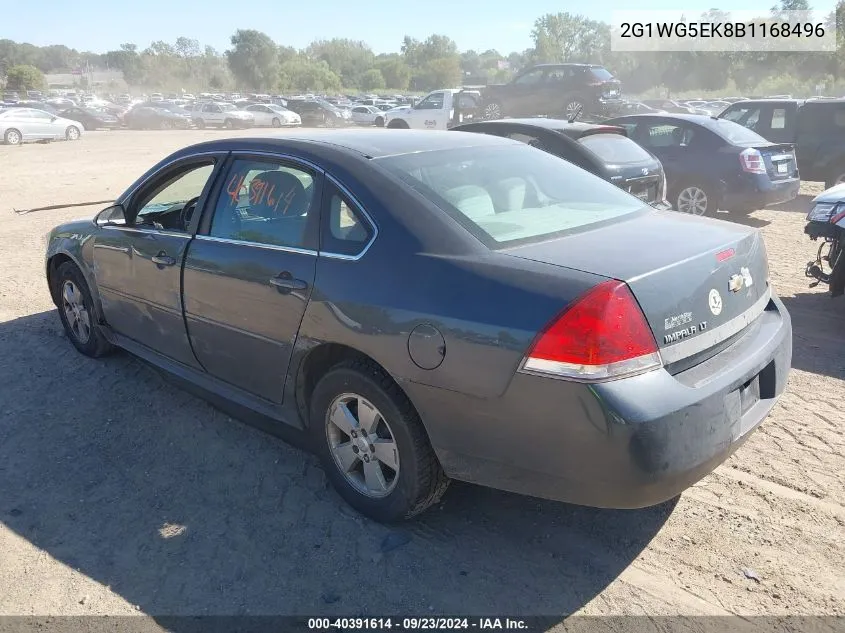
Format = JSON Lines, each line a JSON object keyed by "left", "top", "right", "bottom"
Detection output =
{"left": 715, "top": 211, "right": 770, "bottom": 228}
{"left": 0, "top": 310, "right": 674, "bottom": 624}
{"left": 766, "top": 194, "right": 814, "bottom": 214}
{"left": 778, "top": 291, "right": 845, "bottom": 380}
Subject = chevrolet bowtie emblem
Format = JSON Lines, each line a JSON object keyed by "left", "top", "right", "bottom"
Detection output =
{"left": 728, "top": 273, "right": 744, "bottom": 292}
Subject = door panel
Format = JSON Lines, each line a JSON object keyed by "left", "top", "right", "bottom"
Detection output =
{"left": 92, "top": 157, "right": 223, "bottom": 366}
{"left": 94, "top": 229, "right": 199, "bottom": 367}
{"left": 183, "top": 238, "right": 316, "bottom": 401}
{"left": 183, "top": 154, "right": 322, "bottom": 403}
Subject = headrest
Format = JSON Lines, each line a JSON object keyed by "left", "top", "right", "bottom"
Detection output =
{"left": 443, "top": 185, "right": 496, "bottom": 221}
{"left": 249, "top": 170, "right": 308, "bottom": 218}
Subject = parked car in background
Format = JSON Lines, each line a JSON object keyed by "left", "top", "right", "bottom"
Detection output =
{"left": 125, "top": 103, "right": 192, "bottom": 129}
{"left": 44, "top": 129, "right": 792, "bottom": 522}
{"left": 481, "top": 63, "right": 623, "bottom": 120}
{"left": 284, "top": 99, "right": 351, "bottom": 127}
{"left": 9, "top": 100, "right": 59, "bottom": 114}
{"left": 718, "top": 98, "right": 845, "bottom": 188}
{"left": 0, "top": 107, "right": 83, "bottom": 145}
{"left": 242, "top": 103, "right": 301, "bottom": 127}
{"left": 57, "top": 106, "right": 121, "bottom": 130}
{"left": 192, "top": 102, "right": 255, "bottom": 129}
{"left": 605, "top": 113, "right": 799, "bottom": 215}
{"left": 642, "top": 99, "right": 701, "bottom": 114}
{"left": 350, "top": 105, "right": 383, "bottom": 126}
{"left": 620, "top": 101, "right": 666, "bottom": 115}
{"left": 453, "top": 118, "right": 668, "bottom": 207}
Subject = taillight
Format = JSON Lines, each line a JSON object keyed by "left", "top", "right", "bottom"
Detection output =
{"left": 739, "top": 148, "right": 767, "bottom": 174}
{"left": 521, "top": 280, "right": 662, "bottom": 381}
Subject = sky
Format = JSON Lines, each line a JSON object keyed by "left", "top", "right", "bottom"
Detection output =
{"left": 0, "top": 0, "right": 838, "bottom": 55}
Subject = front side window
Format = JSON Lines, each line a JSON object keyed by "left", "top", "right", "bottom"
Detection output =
{"left": 376, "top": 144, "right": 645, "bottom": 247}
{"left": 417, "top": 93, "right": 445, "bottom": 110}
{"left": 133, "top": 162, "right": 216, "bottom": 230}
{"left": 209, "top": 158, "right": 316, "bottom": 248}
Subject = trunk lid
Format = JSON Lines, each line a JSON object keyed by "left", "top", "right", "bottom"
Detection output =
{"left": 752, "top": 142, "right": 798, "bottom": 180}
{"left": 503, "top": 211, "right": 770, "bottom": 366}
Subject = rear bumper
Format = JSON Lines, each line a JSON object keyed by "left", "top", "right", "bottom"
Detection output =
{"left": 721, "top": 175, "right": 800, "bottom": 211}
{"left": 413, "top": 294, "right": 792, "bottom": 509}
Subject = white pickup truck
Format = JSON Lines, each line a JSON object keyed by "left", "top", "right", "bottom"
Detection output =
{"left": 381, "top": 89, "right": 481, "bottom": 130}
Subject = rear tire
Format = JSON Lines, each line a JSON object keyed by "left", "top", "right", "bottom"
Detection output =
{"left": 309, "top": 359, "right": 449, "bottom": 522}
{"left": 387, "top": 119, "right": 409, "bottom": 129}
{"left": 53, "top": 262, "right": 113, "bottom": 358}
{"left": 563, "top": 95, "right": 587, "bottom": 119}
{"left": 195, "top": 118, "right": 205, "bottom": 129}
{"left": 375, "top": 116, "right": 385, "bottom": 128}
{"left": 672, "top": 182, "right": 718, "bottom": 216}
{"left": 271, "top": 117, "right": 281, "bottom": 128}
{"left": 224, "top": 118, "right": 234, "bottom": 129}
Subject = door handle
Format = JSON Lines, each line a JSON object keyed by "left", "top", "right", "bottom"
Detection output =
{"left": 151, "top": 252, "right": 176, "bottom": 266}
{"left": 269, "top": 272, "right": 308, "bottom": 293}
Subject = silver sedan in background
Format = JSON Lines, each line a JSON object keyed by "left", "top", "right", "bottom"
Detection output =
{"left": 0, "top": 108, "right": 84, "bottom": 145}
{"left": 243, "top": 103, "right": 301, "bottom": 127}
{"left": 350, "top": 105, "right": 383, "bottom": 126}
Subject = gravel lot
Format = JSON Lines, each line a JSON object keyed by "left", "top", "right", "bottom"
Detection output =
{"left": 0, "top": 130, "right": 843, "bottom": 627}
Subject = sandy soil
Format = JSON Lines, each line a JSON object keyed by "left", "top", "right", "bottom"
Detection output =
{"left": 0, "top": 130, "right": 842, "bottom": 628}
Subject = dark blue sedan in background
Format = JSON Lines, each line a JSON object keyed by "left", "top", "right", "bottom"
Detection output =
{"left": 605, "top": 114, "right": 800, "bottom": 216}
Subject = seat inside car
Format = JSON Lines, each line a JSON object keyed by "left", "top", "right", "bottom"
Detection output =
{"left": 442, "top": 185, "right": 497, "bottom": 221}
{"left": 247, "top": 170, "right": 309, "bottom": 245}
{"left": 488, "top": 177, "right": 527, "bottom": 212}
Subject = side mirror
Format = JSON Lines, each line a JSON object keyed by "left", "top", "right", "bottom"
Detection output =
{"left": 94, "top": 204, "right": 126, "bottom": 227}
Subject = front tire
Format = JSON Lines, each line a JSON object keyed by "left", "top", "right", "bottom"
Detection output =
{"left": 53, "top": 262, "right": 113, "bottom": 358}
{"left": 673, "top": 182, "right": 717, "bottom": 216}
{"left": 4, "top": 128, "right": 22, "bottom": 145}
{"left": 195, "top": 118, "right": 205, "bottom": 129}
{"left": 387, "top": 119, "right": 409, "bottom": 129}
{"left": 65, "top": 126, "right": 80, "bottom": 140}
{"left": 224, "top": 118, "right": 234, "bottom": 129}
{"left": 375, "top": 116, "right": 385, "bottom": 128}
{"left": 309, "top": 359, "right": 449, "bottom": 522}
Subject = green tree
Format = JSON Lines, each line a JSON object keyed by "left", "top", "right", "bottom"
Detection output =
{"left": 306, "top": 38, "right": 374, "bottom": 88}
{"left": 531, "top": 12, "right": 611, "bottom": 64}
{"left": 360, "top": 68, "right": 386, "bottom": 90}
{"left": 5, "top": 64, "right": 45, "bottom": 91}
{"left": 226, "top": 29, "right": 279, "bottom": 90}
{"left": 376, "top": 56, "right": 411, "bottom": 89}
{"left": 278, "top": 58, "right": 342, "bottom": 92}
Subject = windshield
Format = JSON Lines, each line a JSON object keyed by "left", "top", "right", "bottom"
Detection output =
{"left": 590, "top": 67, "right": 614, "bottom": 81}
{"left": 709, "top": 119, "right": 769, "bottom": 145}
{"left": 376, "top": 144, "right": 646, "bottom": 247}
{"left": 578, "top": 133, "right": 654, "bottom": 164}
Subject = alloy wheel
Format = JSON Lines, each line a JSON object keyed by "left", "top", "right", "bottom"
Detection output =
{"left": 5, "top": 129, "right": 21, "bottom": 145}
{"left": 66, "top": 126, "right": 80, "bottom": 140}
{"left": 62, "top": 280, "right": 91, "bottom": 344}
{"left": 484, "top": 102, "right": 502, "bottom": 119}
{"left": 565, "top": 101, "right": 584, "bottom": 117}
{"left": 325, "top": 393, "right": 399, "bottom": 498}
{"left": 677, "top": 186, "right": 709, "bottom": 215}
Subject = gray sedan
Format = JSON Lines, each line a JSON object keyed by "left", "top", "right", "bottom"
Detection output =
{"left": 44, "top": 130, "right": 792, "bottom": 522}
{"left": 1, "top": 107, "right": 83, "bottom": 144}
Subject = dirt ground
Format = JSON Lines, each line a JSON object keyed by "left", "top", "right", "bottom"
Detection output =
{"left": 0, "top": 130, "right": 843, "bottom": 627}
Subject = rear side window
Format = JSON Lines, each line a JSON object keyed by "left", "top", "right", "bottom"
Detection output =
{"left": 320, "top": 182, "right": 374, "bottom": 257}
{"left": 208, "top": 158, "right": 317, "bottom": 249}
{"left": 578, "top": 133, "right": 653, "bottom": 164}
{"left": 772, "top": 108, "right": 787, "bottom": 129}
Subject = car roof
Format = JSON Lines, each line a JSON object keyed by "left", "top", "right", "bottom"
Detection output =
{"left": 464, "top": 118, "right": 622, "bottom": 133}
{"left": 723, "top": 98, "right": 806, "bottom": 107}
{"left": 179, "top": 129, "right": 518, "bottom": 159}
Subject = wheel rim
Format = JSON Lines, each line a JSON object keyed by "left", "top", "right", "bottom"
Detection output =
{"left": 565, "top": 101, "right": 584, "bottom": 116}
{"left": 272, "top": 118, "right": 280, "bottom": 127}
{"left": 61, "top": 280, "right": 91, "bottom": 344}
{"left": 67, "top": 127, "right": 79, "bottom": 140}
{"left": 7, "top": 130, "right": 20, "bottom": 144}
{"left": 225, "top": 120, "right": 233, "bottom": 129}
{"left": 677, "top": 186, "right": 709, "bottom": 215}
{"left": 484, "top": 102, "right": 501, "bottom": 119}
{"left": 326, "top": 393, "right": 400, "bottom": 498}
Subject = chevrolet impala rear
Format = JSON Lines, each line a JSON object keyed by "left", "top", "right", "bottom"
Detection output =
{"left": 379, "top": 140, "right": 792, "bottom": 509}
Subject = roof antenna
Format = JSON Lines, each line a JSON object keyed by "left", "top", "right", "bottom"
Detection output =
{"left": 567, "top": 103, "right": 583, "bottom": 123}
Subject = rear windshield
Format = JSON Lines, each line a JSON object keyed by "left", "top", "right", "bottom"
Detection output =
{"left": 375, "top": 144, "right": 646, "bottom": 248}
{"left": 577, "top": 133, "right": 653, "bottom": 164}
{"left": 590, "top": 67, "right": 614, "bottom": 81}
{"left": 708, "top": 119, "right": 769, "bottom": 145}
